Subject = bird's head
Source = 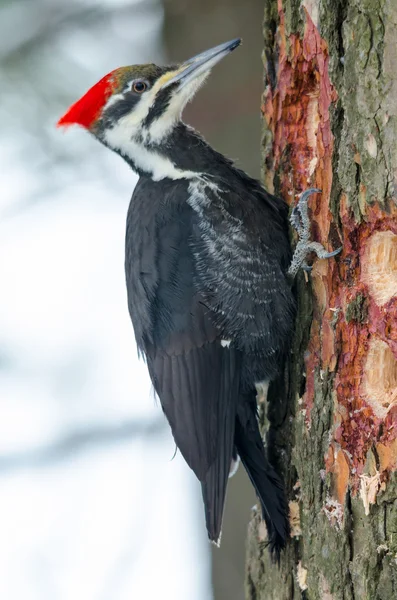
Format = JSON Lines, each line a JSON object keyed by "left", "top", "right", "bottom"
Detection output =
{"left": 58, "top": 39, "right": 241, "bottom": 169}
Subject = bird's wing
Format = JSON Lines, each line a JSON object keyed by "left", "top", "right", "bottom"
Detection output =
{"left": 188, "top": 178, "right": 296, "bottom": 383}
{"left": 145, "top": 304, "right": 240, "bottom": 483}
{"left": 125, "top": 179, "right": 240, "bottom": 484}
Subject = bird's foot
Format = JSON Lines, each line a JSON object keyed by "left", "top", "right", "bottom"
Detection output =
{"left": 288, "top": 188, "right": 342, "bottom": 278}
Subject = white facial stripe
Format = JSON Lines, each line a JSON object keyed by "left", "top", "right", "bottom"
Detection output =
{"left": 104, "top": 122, "right": 198, "bottom": 181}
{"left": 102, "top": 69, "right": 211, "bottom": 178}
{"left": 103, "top": 92, "right": 124, "bottom": 110}
{"left": 104, "top": 80, "right": 148, "bottom": 111}
{"left": 118, "top": 70, "right": 181, "bottom": 131}
{"left": 146, "top": 73, "right": 208, "bottom": 143}
{"left": 103, "top": 67, "right": 209, "bottom": 149}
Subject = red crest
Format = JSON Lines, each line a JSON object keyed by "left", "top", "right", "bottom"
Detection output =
{"left": 57, "top": 70, "right": 119, "bottom": 129}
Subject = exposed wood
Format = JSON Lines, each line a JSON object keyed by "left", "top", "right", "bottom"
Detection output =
{"left": 246, "top": 1, "right": 397, "bottom": 598}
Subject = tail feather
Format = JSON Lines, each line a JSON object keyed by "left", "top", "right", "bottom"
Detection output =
{"left": 200, "top": 400, "right": 236, "bottom": 545}
{"left": 200, "top": 350, "right": 240, "bottom": 545}
{"left": 234, "top": 399, "right": 289, "bottom": 560}
{"left": 201, "top": 466, "right": 227, "bottom": 545}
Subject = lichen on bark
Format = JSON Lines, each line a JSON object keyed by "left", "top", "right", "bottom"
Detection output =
{"left": 247, "top": 1, "right": 397, "bottom": 598}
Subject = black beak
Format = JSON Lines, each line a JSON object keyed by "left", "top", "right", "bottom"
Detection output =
{"left": 162, "top": 38, "right": 241, "bottom": 89}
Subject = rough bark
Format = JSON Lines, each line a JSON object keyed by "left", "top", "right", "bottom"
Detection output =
{"left": 246, "top": 1, "right": 397, "bottom": 598}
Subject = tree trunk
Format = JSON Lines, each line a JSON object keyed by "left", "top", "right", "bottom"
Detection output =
{"left": 246, "top": 1, "right": 397, "bottom": 598}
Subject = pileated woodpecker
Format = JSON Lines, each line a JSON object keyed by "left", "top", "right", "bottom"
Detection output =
{"left": 58, "top": 39, "right": 339, "bottom": 556}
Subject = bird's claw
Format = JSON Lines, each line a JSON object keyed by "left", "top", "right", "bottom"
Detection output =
{"left": 288, "top": 188, "right": 341, "bottom": 278}
{"left": 322, "top": 247, "right": 343, "bottom": 259}
{"left": 301, "top": 263, "right": 312, "bottom": 273}
{"left": 304, "top": 242, "right": 343, "bottom": 260}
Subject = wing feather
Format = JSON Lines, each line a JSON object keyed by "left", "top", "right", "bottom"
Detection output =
{"left": 126, "top": 179, "right": 239, "bottom": 485}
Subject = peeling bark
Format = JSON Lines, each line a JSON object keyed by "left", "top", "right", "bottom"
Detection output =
{"left": 246, "top": 1, "right": 397, "bottom": 598}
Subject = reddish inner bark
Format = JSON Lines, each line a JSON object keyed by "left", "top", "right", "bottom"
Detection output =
{"left": 263, "top": 5, "right": 397, "bottom": 505}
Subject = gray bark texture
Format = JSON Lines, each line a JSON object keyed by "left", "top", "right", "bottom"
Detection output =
{"left": 246, "top": 1, "right": 397, "bottom": 599}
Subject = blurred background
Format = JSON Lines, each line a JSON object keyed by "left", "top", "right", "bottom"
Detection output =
{"left": 0, "top": 0, "right": 264, "bottom": 598}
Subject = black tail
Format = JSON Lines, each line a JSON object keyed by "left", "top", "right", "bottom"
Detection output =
{"left": 234, "top": 396, "right": 289, "bottom": 560}
{"left": 200, "top": 399, "right": 236, "bottom": 545}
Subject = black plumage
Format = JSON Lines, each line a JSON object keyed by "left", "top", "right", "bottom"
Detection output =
{"left": 58, "top": 38, "right": 297, "bottom": 557}
{"left": 124, "top": 124, "right": 295, "bottom": 552}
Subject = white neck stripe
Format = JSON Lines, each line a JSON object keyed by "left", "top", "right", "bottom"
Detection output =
{"left": 104, "top": 123, "right": 198, "bottom": 181}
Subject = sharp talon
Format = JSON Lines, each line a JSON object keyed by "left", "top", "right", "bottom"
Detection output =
{"left": 320, "top": 250, "right": 340, "bottom": 259}
{"left": 324, "top": 246, "right": 342, "bottom": 258}
{"left": 309, "top": 242, "right": 342, "bottom": 260}
{"left": 298, "top": 188, "right": 322, "bottom": 204}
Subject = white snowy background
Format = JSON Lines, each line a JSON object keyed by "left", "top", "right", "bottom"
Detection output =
{"left": 0, "top": 0, "right": 212, "bottom": 598}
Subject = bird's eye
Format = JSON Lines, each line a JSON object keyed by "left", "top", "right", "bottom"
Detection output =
{"left": 132, "top": 81, "right": 147, "bottom": 93}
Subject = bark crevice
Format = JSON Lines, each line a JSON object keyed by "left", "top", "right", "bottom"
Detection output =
{"left": 246, "top": 1, "right": 397, "bottom": 598}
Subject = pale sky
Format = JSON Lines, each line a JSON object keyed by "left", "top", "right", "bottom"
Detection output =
{"left": 0, "top": 0, "right": 212, "bottom": 597}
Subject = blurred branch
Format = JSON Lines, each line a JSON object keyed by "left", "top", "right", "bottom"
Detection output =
{"left": 0, "top": 417, "right": 166, "bottom": 472}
